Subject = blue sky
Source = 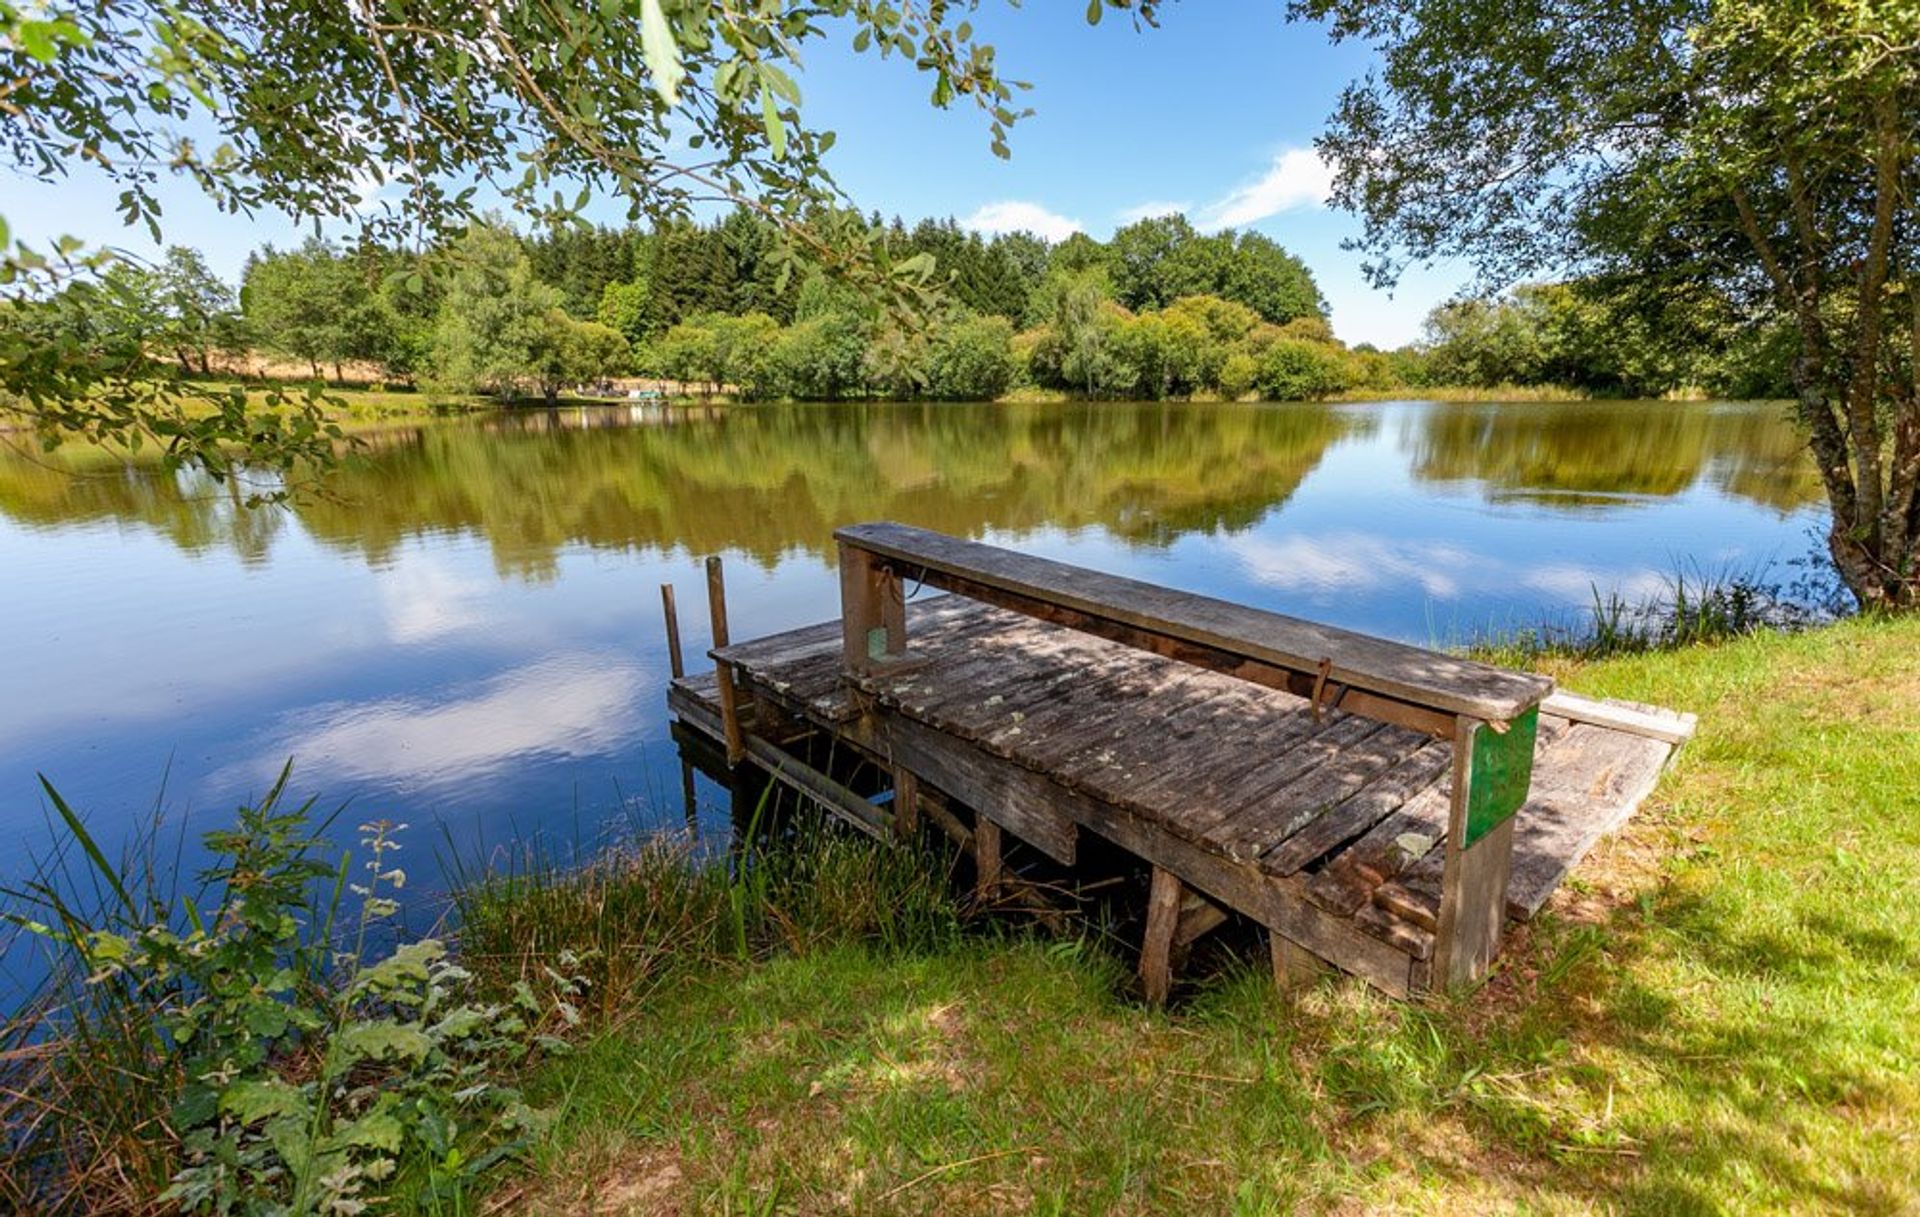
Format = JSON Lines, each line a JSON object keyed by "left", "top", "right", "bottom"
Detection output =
{"left": 4, "top": 1, "right": 1472, "bottom": 348}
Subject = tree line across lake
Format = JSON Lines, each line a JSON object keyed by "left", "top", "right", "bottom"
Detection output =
{"left": 55, "top": 209, "right": 1792, "bottom": 404}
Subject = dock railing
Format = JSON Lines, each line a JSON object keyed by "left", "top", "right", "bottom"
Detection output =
{"left": 835, "top": 521, "right": 1554, "bottom": 987}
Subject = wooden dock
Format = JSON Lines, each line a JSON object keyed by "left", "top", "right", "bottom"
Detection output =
{"left": 667, "top": 523, "right": 1694, "bottom": 1000}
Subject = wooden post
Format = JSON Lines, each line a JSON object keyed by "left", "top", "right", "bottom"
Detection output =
{"left": 1270, "top": 932, "right": 1324, "bottom": 992}
{"left": 892, "top": 767, "right": 921, "bottom": 842}
{"left": 1434, "top": 710, "right": 1535, "bottom": 987}
{"left": 1139, "top": 865, "right": 1184, "bottom": 1007}
{"left": 660, "top": 583, "right": 685, "bottom": 680}
{"left": 838, "top": 541, "right": 907, "bottom": 675}
{"left": 705, "top": 556, "right": 746, "bottom": 765}
{"left": 974, "top": 814, "right": 1003, "bottom": 902}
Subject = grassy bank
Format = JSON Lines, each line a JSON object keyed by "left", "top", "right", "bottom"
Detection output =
{"left": 489, "top": 613, "right": 1918, "bottom": 1214}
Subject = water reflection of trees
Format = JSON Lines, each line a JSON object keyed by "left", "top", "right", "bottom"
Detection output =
{"left": 0, "top": 403, "right": 1362, "bottom": 575}
{"left": 0, "top": 455, "right": 288, "bottom": 562}
{"left": 1404, "top": 402, "right": 1821, "bottom": 512}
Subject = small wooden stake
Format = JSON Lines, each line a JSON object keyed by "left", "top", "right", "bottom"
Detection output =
{"left": 974, "top": 814, "right": 1003, "bottom": 902}
{"left": 1140, "top": 865, "right": 1184, "bottom": 1007}
{"left": 705, "top": 555, "right": 745, "bottom": 765}
{"left": 660, "top": 583, "right": 685, "bottom": 680}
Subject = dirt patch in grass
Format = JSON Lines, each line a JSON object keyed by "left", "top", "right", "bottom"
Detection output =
{"left": 512, "top": 1143, "right": 687, "bottom": 1216}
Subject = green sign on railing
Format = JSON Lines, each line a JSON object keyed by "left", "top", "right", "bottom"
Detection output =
{"left": 1465, "top": 706, "right": 1539, "bottom": 847}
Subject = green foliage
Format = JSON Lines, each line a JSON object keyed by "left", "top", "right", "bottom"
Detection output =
{"left": 927, "top": 314, "right": 1020, "bottom": 400}
{"left": 450, "top": 807, "right": 962, "bottom": 1018}
{"left": 242, "top": 240, "right": 393, "bottom": 383}
{"left": 534, "top": 311, "right": 631, "bottom": 402}
{"left": 1254, "top": 338, "right": 1351, "bottom": 401}
{"left": 1106, "top": 216, "right": 1325, "bottom": 324}
{"left": 771, "top": 309, "right": 869, "bottom": 400}
{"left": 6, "top": 0, "right": 1158, "bottom": 477}
{"left": 596, "top": 278, "right": 654, "bottom": 348}
{"left": 0, "top": 775, "right": 577, "bottom": 1214}
{"left": 427, "top": 223, "right": 563, "bottom": 398}
{"left": 1300, "top": 0, "right": 1920, "bottom": 607}
{"left": 1408, "top": 281, "right": 1791, "bottom": 398}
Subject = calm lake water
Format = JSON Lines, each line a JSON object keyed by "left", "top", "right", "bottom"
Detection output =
{"left": 0, "top": 399, "right": 1824, "bottom": 964}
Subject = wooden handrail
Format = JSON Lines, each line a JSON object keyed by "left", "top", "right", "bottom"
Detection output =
{"left": 835, "top": 522, "right": 1551, "bottom": 727}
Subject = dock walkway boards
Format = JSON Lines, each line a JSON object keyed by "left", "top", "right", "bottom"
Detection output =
{"left": 675, "top": 595, "right": 1692, "bottom": 996}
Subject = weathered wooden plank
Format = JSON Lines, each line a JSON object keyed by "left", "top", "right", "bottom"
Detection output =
{"left": 1391, "top": 724, "right": 1677, "bottom": 924}
{"left": 1541, "top": 690, "right": 1697, "bottom": 745}
{"left": 1309, "top": 715, "right": 1575, "bottom": 915}
{"left": 1507, "top": 730, "right": 1673, "bottom": 918}
{"left": 1271, "top": 932, "right": 1327, "bottom": 992}
{"left": 1082, "top": 698, "right": 1337, "bottom": 846}
{"left": 1172, "top": 891, "right": 1230, "bottom": 952}
{"left": 882, "top": 565, "right": 1465, "bottom": 739}
{"left": 861, "top": 712, "right": 1079, "bottom": 865}
{"left": 1353, "top": 901, "right": 1436, "bottom": 961}
{"left": 1204, "top": 722, "right": 1430, "bottom": 863}
{"left": 1257, "top": 740, "right": 1452, "bottom": 877}
{"left": 1140, "top": 866, "right": 1184, "bottom": 1006}
{"left": 837, "top": 522, "right": 1552, "bottom": 721}
{"left": 1184, "top": 714, "right": 1388, "bottom": 844}
{"left": 1046, "top": 681, "right": 1249, "bottom": 793}
{"left": 669, "top": 685, "right": 891, "bottom": 841}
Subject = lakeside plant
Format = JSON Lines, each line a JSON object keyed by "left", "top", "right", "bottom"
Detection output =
{"left": 1461, "top": 562, "right": 1843, "bottom": 665}
{"left": 448, "top": 796, "right": 963, "bottom": 1025}
{"left": 0, "top": 768, "right": 579, "bottom": 1215}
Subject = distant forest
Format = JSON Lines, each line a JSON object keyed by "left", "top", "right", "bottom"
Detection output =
{"left": 36, "top": 209, "right": 1794, "bottom": 403}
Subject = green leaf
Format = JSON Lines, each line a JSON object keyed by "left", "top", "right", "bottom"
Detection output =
{"left": 335, "top": 1109, "right": 405, "bottom": 1152}
{"left": 761, "top": 89, "right": 787, "bottom": 161}
{"left": 639, "top": 0, "right": 686, "bottom": 104}
{"left": 221, "top": 1078, "right": 308, "bottom": 1124}
{"left": 336, "top": 1019, "right": 434, "bottom": 1065}
{"left": 1086, "top": 0, "right": 1103, "bottom": 25}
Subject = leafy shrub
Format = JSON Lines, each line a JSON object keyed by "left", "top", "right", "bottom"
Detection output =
{"left": 926, "top": 314, "right": 1018, "bottom": 400}
{"left": 1, "top": 771, "right": 579, "bottom": 1215}
{"left": 1254, "top": 337, "right": 1352, "bottom": 401}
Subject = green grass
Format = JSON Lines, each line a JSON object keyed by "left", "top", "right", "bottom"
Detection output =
{"left": 491, "top": 614, "right": 1920, "bottom": 1215}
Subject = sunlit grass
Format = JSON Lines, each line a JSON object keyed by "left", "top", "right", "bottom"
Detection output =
{"left": 501, "top": 613, "right": 1919, "bottom": 1214}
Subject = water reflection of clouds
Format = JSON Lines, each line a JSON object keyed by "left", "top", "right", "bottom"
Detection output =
{"left": 222, "top": 652, "right": 647, "bottom": 795}
{"left": 377, "top": 556, "right": 492, "bottom": 644}
{"left": 1230, "top": 533, "right": 1673, "bottom": 610}
{"left": 1520, "top": 564, "right": 1672, "bottom": 605}
{"left": 1232, "top": 533, "right": 1474, "bottom": 599}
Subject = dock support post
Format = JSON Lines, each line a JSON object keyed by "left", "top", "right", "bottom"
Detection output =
{"left": 892, "top": 767, "right": 921, "bottom": 841}
{"left": 660, "top": 583, "right": 684, "bottom": 680}
{"left": 705, "top": 556, "right": 746, "bottom": 765}
{"left": 839, "top": 542, "right": 906, "bottom": 675}
{"left": 1269, "top": 932, "right": 1324, "bottom": 992}
{"left": 974, "top": 815, "right": 1003, "bottom": 901}
{"left": 1435, "top": 712, "right": 1533, "bottom": 987}
{"left": 1140, "top": 865, "right": 1184, "bottom": 1007}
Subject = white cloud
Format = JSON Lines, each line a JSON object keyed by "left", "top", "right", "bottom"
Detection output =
{"left": 962, "top": 200, "right": 1083, "bottom": 242}
{"left": 377, "top": 557, "right": 491, "bottom": 645}
{"left": 1521, "top": 565, "right": 1673, "bottom": 607}
{"left": 1198, "top": 148, "right": 1334, "bottom": 231}
{"left": 1116, "top": 199, "right": 1192, "bottom": 225}
{"left": 223, "top": 653, "right": 646, "bottom": 793}
{"left": 1231, "top": 532, "right": 1475, "bottom": 601}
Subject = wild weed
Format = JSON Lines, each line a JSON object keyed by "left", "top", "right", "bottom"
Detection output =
{"left": 0, "top": 767, "right": 580, "bottom": 1215}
